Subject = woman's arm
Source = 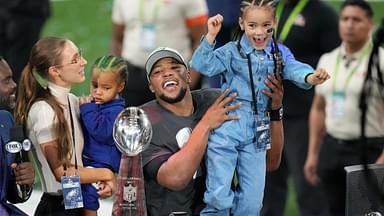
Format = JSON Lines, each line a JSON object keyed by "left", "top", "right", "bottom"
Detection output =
{"left": 40, "top": 141, "right": 115, "bottom": 184}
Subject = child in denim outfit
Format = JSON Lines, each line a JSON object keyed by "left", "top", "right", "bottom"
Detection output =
{"left": 191, "top": 0, "right": 330, "bottom": 215}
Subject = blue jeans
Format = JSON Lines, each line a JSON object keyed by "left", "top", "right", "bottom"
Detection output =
{"left": 201, "top": 108, "right": 267, "bottom": 216}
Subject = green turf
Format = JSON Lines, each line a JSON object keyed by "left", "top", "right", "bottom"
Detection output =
{"left": 40, "top": 1, "right": 384, "bottom": 215}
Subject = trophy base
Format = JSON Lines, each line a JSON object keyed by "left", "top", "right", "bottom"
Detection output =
{"left": 113, "top": 154, "right": 147, "bottom": 216}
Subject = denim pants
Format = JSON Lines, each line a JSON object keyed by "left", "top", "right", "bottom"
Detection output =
{"left": 201, "top": 108, "right": 267, "bottom": 216}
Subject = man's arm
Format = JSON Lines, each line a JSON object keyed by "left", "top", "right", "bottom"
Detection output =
{"left": 110, "top": 23, "right": 125, "bottom": 56}
{"left": 304, "top": 94, "right": 327, "bottom": 186}
{"left": 157, "top": 91, "right": 240, "bottom": 191}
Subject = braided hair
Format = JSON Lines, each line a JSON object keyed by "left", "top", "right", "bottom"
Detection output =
{"left": 234, "top": 0, "right": 283, "bottom": 76}
{"left": 91, "top": 55, "right": 128, "bottom": 82}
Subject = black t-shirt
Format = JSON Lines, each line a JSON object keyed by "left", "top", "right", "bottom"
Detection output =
{"left": 141, "top": 88, "right": 220, "bottom": 216}
{"left": 277, "top": 0, "right": 340, "bottom": 118}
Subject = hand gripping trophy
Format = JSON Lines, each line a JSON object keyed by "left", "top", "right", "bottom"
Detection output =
{"left": 112, "top": 107, "right": 152, "bottom": 216}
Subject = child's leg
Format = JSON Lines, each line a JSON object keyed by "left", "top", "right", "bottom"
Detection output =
{"left": 82, "top": 183, "right": 100, "bottom": 216}
{"left": 200, "top": 132, "right": 238, "bottom": 216}
{"left": 83, "top": 209, "right": 97, "bottom": 216}
{"left": 232, "top": 146, "right": 266, "bottom": 215}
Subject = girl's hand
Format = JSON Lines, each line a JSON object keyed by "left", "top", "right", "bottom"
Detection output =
{"left": 79, "top": 95, "right": 93, "bottom": 105}
{"left": 306, "top": 68, "right": 330, "bottom": 85}
{"left": 206, "top": 14, "right": 224, "bottom": 44}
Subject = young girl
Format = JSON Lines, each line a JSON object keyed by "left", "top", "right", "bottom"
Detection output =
{"left": 191, "top": 0, "right": 330, "bottom": 214}
{"left": 14, "top": 37, "right": 116, "bottom": 216}
{"left": 79, "top": 55, "right": 126, "bottom": 216}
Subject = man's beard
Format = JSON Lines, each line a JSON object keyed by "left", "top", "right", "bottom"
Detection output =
{"left": 0, "top": 95, "right": 15, "bottom": 111}
{"left": 159, "top": 87, "right": 187, "bottom": 104}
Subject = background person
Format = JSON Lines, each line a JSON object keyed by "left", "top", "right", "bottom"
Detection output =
{"left": 110, "top": 0, "right": 208, "bottom": 106}
{"left": 304, "top": 1, "right": 384, "bottom": 215}
{"left": 262, "top": 0, "right": 340, "bottom": 215}
{"left": 0, "top": 0, "right": 50, "bottom": 83}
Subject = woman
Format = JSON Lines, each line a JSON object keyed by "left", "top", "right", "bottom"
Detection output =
{"left": 14, "top": 37, "right": 115, "bottom": 216}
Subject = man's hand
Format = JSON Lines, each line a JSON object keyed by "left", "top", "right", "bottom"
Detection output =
{"left": 262, "top": 73, "right": 284, "bottom": 110}
{"left": 11, "top": 162, "right": 34, "bottom": 187}
{"left": 306, "top": 68, "right": 330, "bottom": 85}
{"left": 201, "top": 89, "right": 241, "bottom": 130}
{"left": 304, "top": 155, "right": 320, "bottom": 186}
{"left": 206, "top": 14, "right": 223, "bottom": 44}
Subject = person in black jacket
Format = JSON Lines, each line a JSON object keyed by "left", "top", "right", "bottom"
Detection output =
{"left": 0, "top": 0, "right": 50, "bottom": 83}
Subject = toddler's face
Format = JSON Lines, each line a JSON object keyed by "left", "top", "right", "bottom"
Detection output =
{"left": 239, "top": 6, "right": 275, "bottom": 50}
{"left": 90, "top": 72, "right": 124, "bottom": 104}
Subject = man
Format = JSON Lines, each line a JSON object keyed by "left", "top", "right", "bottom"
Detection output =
{"left": 304, "top": 1, "right": 384, "bottom": 215}
{"left": 139, "top": 47, "right": 284, "bottom": 215}
{"left": 262, "top": 0, "right": 340, "bottom": 215}
{"left": 0, "top": 57, "right": 35, "bottom": 216}
{"left": 110, "top": 0, "right": 208, "bottom": 106}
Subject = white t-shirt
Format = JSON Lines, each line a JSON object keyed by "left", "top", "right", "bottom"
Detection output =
{"left": 27, "top": 82, "right": 84, "bottom": 193}
{"left": 316, "top": 42, "right": 384, "bottom": 140}
{"left": 112, "top": 0, "right": 208, "bottom": 67}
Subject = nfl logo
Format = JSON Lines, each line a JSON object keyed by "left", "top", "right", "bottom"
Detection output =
{"left": 123, "top": 183, "right": 137, "bottom": 203}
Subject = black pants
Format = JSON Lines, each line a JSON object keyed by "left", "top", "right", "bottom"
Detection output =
{"left": 317, "top": 135, "right": 384, "bottom": 216}
{"left": 262, "top": 118, "right": 329, "bottom": 216}
{"left": 34, "top": 193, "right": 82, "bottom": 216}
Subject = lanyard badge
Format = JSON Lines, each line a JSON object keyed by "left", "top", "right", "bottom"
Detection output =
{"left": 140, "top": 24, "right": 156, "bottom": 50}
{"left": 331, "top": 91, "right": 346, "bottom": 119}
{"left": 61, "top": 175, "right": 84, "bottom": 209}
{"left": 256, "top": 116, "right": 271, "bottom": 149}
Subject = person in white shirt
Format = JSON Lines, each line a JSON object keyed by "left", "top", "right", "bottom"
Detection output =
{"left": 304, "top": 1, "right": 384, "bottom": 215}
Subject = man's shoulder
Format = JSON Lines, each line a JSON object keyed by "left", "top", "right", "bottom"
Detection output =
{"left": 0, "top": 110, "right": 13, "bottom": 120}
{"left": 192, "top": 88, "right": 221, "bottom": 101}
{"left": 0, "top": 110, "right": 14, "bottom": 126}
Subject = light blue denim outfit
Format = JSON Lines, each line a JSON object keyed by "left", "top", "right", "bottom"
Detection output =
{"left": 191, "top": 34, "right": 313, "bottom": 216}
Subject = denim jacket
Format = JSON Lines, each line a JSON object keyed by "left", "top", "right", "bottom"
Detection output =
{"left": 192, "top": 34, "right": 313, "bottom": 118}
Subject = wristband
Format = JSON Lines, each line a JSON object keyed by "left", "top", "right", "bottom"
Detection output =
{"left": 269, "top": 107, "right": 283, "bottom": 121}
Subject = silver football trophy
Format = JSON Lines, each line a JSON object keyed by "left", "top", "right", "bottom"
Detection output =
{"left": 112, "top": 107, "right": 152, "bottom": 216}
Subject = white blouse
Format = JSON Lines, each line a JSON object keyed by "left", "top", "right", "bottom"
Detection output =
{"left": 27, "top": 82, "right": 84, "bottom": 193}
